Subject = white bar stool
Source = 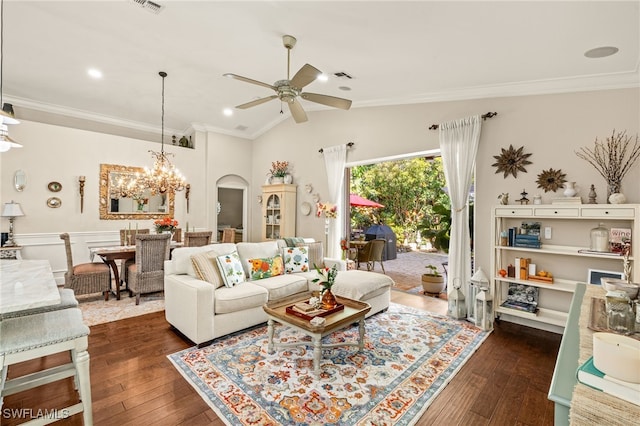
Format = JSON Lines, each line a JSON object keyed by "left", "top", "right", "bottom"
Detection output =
{"left": 0, "top": 308, "right": 92, "bottom": 425}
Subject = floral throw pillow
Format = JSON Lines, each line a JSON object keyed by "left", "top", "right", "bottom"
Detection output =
{"left": 283, "top": 246, "right": 309, "bottom": 273}
{"left": 247, "top": 255, "right": 284, "bottom": 280}
{"left": 215, "top": 251, "right": 245, "bottom": 287}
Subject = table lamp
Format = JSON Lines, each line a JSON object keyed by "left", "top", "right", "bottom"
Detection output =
{"left": 1, "top": 201, "right": 25, "bottom": 247}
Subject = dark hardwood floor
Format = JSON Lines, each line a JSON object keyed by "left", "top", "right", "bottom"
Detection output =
{"left": 2, "top": 292, "right": 561, "bottom": 425}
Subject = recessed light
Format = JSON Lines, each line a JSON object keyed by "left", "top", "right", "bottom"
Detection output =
{"left": 223, "top": 108, "right": 233, "bottom": 116}
{"left": 317, "top": 74, "right": 329, "bottom": 82}
{"left": 584, "top": 46, "right": 619, "bottom": 58}
{"left": 338, "top": 86, "right": 351, "bottom": 91}
{"left": 87, "top": 68, "right": 103, "bottom": 79}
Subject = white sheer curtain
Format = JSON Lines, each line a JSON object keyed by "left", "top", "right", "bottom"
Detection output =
{"left": 439, "top": 115, "right": 482, "bottom": 316}
{"left": 322, "top": 144, "right": 347, "bottom": 258}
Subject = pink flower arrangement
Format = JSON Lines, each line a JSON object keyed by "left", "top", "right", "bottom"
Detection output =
{"left": 316, "top": 202, "right": 337, "bottom": 219}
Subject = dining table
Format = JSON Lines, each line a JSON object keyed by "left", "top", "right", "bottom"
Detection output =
{"left": 90, "top": 241, "right": 183, "bottom": 300}
{"left": 0, "top": 259, "right": 61, "bottom": 315}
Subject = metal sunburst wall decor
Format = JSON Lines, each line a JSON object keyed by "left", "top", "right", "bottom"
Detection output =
{"left": 536, "top": 168, "right": 567, "bottom": 192}
{"left": 492, "top": 145, "right": 532, "bottom": 178}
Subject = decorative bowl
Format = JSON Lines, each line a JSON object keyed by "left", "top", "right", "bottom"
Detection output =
{"left": 593, "top": 332, "right": 640, "bottom": 383}
{"left": 601, "top": 278, "right": 639, "bottom": 299}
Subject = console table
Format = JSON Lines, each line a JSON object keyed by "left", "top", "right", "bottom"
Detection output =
{"left": 0, "top": 246, "right": 22, "bottom": 260}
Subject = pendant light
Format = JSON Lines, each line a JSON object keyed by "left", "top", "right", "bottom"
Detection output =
{"left": 137, "top": 71, "right": 186, "bottom": 195}
{"left": 0, "top": 0, "right": 21, "bottom": 152}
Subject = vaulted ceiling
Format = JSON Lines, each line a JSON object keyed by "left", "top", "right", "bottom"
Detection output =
{"left": 3, "top": 1, "right": 639, "bottom": 141}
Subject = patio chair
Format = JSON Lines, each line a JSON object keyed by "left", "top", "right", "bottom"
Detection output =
{"left": 356, "top": 238, "right": 386, "bottom": 273}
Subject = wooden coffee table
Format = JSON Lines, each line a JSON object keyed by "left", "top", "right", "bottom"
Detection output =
{"left": 263, "top": 292, "right": 371, "bottom": 377}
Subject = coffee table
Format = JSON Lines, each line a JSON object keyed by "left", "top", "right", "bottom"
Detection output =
{"left": 263, "top": 292, "right": 371, "bottom": 377}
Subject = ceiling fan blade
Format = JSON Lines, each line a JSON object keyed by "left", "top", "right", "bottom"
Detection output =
{"left": 288, "top": 98, "right": 308, "bottom": 123}
{"left": 290, "top": 64, "right": 322, "bottom": 89}
{"left": 223, "top": 73, "right": 276, "bottom": 90}
{"left": 301, "top": 92, "right": 352, "bottom": 110}
{"left": 236, "top": 95, "right": 278, "bottom": 109}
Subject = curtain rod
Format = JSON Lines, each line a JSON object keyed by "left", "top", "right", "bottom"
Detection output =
{"left": 319, "top": 142, "right": 354, "bottom": 154}
{"left": 428, "top": 112, "right": 498, "bottom": 130}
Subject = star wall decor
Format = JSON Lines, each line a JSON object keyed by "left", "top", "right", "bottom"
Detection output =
{"left": 536, "top": 168, "right": 567, "bottom": 192}
{"left": 492, "top": 145, "right": 532, "bottom": 178}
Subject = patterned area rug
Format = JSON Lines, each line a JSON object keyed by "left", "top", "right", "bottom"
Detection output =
{"left": 77, "top": 292, "right": 164, "bottom": 326}
{"left": 168, "top": 303, "right": 489, "bottom": 425}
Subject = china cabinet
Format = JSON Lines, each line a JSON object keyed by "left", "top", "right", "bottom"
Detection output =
{"left": 490, "top": 204, "right": 639, "bottom": 333}
{"left": 262, "top": 184, "right": 296, "bottom": 241}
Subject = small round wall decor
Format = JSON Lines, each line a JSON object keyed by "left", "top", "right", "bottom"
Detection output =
{"left": 536, "top": 168, "right": 567, "bottom": 192}
{"left": 492, "top": 145, "right": 532, "bottom": 178}
{"left": 47, "top": 181, "right": 62, "bottom": 192}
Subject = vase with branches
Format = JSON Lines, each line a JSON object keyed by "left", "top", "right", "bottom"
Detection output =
{"left": 575, "top": 130, "right": 640, "bottom": 202}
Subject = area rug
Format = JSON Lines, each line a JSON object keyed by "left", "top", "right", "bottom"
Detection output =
{"left": 168, "top": 303, "right": 489, "bottom": 425}
{"left": 77, "top": 292, "right": 164, "bottom": 326}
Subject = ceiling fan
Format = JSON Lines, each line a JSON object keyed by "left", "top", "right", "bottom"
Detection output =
{"left": 223, "top": 35, "right": 352, "bottom": 123}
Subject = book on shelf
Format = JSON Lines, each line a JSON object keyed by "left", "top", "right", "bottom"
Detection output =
{"left": 609, "top": 228, "right": 632, "bottom": 254}
{"left": 505, "top": 282, "right": 539, "bottom": 309}
{"left": 577, "top": 356, "right": 640, "bottom": 406}
{"left": 514, "top": 257, "right": 531, "bottom": 280}
{"left": 577, "top": 249, "right": 624, "bottom": 257}
{"left": 500, "top": 300, "right": 538, "bottom": 314}
{"left": 551, "top": 197, "right": 582, "bottom": 204}
{"left": 520, "top": 221, "right": 541, "bottom": 235}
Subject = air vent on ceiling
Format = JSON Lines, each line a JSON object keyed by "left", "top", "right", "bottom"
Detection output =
{"left": 333, "top": 71, "right": 353, "bottom": 79}
{"left": 235, "top": 125, "right": 248, "bottom": 131}
{"left": 129, "top": 0, "right": 164, "bottom": 14}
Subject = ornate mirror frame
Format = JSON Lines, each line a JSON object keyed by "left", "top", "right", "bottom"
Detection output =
{"left": 99, "top": 163, "right": 175, "bottom": 220}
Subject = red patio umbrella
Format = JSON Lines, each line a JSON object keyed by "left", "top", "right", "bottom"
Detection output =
{"left": 350, "top": 194, "right": 384, "bottom": 208}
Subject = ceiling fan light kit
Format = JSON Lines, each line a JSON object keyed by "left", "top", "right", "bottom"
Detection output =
{"left": 224, "top": 34, "right": 352, "bottom": 123}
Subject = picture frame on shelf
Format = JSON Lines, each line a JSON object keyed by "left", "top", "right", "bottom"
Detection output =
{"left": 587, "top": 269, "right": 624, "bottom": 285}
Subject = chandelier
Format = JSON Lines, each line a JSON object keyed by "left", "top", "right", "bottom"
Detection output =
{"left": 109, "top": 173, "right": 145, "bottom": 200}
{"left": 137, "top": 71, "right": 186, "bottom": 195}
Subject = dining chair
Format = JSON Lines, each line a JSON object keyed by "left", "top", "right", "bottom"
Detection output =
{"left": 184, "top": 231, "right": 213, "bottom": 247}
{"left": 127, "top": 234, "right": 171, "bottom": 305}
{"left": 172, "top": 227, "right": 182, "bottom": 243}
{"left": 356, "top": 238, "right": 386, "bottom": 273}
{"left": 60, "top": 233, "right": 112, "bottom": 300}
{"left": 221, "top": 228, "right": 236, "bottom": 243}
{"left": 119, "top": 228, "right": 150, "bottom": 284}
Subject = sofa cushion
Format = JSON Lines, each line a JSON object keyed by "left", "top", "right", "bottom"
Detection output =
{"left": 282, "top": 246, "right": 310, "bottom": 273}
{"left": 247, "top": 255, "right": 284, "bottom": 280}
{"left": 216, "top": 251, "right": 246, "bottom": 287}
{"left": 190, "top": 251, "right": 224, "bottom": 288}
{"left": 249, "top": 273, "right": 309, "bottom": 301}
{"left": 297, "top": 241, "right": 324, "bottom": 269}
{"left": 309, "top": 270, "right": 394, "bottom": 301}
{"left": 236, "top": 241, "right": 280, "bottom": 277}
{"left": 214, "top": 282, "right": 268, "bottom": 314}
{"left": 172, "top": 243, "right": 236, "bottom": 276}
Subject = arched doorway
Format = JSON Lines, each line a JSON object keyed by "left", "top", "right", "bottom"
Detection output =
{"left": 216, "top": 175, "right": 249, "bottom": 242}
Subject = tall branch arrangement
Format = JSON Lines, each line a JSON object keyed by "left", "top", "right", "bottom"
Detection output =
{"left": 575, "top": 130, "right": 640, "bottom": 193}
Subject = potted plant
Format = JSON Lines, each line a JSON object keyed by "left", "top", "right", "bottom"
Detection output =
{"left": 422, "top": 264, "right": 445, "bottom": 295}
{"left": 269, "top": 161, "right": 289, "bottom": 184}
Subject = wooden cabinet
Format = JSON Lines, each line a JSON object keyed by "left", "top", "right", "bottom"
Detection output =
{"left": 490, "top": 204, "right": 639, "bottom": 333}
{"left": 262, "top": 184, "right": 296, "bottom": 241}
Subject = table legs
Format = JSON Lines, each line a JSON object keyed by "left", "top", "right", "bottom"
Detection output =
{"left": 313, "top": 336, "right": 322, "bottom": 376}
{"left": 267, "top": 319, "right": 275, "bottom": 354}
{"left": 358, "top": 318, "right": 365, "bottom": 350}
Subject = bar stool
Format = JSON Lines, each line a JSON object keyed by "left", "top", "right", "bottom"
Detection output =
{"left": 0, "top": 308, "right": 92, "bottom": 424}
{"left": 0, "top": 289, "right": 78, "bottom": 320}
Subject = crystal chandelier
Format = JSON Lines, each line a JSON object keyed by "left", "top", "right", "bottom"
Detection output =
{"left": 138, "top": 71, "right": 186, "bottom": 195}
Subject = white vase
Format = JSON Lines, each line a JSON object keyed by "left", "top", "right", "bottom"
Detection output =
{"left": 270, "top": 176, "right": 284, "bottom": 184}
{"left": 563, "top": 182, "right": 577, "bottom": 197}
{"left": 284, "top": 173, "right": 293, "bottom": 184}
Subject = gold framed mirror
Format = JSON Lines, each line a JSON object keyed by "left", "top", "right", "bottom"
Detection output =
{"left": 99, "top": 163, "right": 175, "bottom": 220}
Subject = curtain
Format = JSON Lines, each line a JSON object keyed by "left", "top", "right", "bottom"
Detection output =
{"left": 322, "top": 144, "right": 348, "bottom": 258}
{"left": 439, "top": 115, "right": 482, "bottom": 316}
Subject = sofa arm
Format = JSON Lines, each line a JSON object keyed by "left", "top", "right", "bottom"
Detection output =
{"left": 164, "top": 274, "right": 216, "bottom": 345}
{"left": 324, "top": 258, "right": 347, "bottom": 271}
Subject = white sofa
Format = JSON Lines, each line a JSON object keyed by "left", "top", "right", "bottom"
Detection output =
{"left": 164, "top": 239, "right": 393, "bottom": 345}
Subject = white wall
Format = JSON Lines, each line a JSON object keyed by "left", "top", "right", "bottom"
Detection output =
{"left": 251, "top": 88, "right": 640, "bottom": 274}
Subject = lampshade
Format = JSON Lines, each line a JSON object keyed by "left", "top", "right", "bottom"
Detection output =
{"left": 0, "top": 124, "right": 22, "bottom": 152}
{"left": 1, "top": 103, "right": 19, "bottom": 125}
{"left": 1, "top": 201, "right": 25, "bottom": 217}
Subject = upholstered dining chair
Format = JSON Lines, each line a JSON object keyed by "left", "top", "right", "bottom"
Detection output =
{"left": 184, "top": 231, "right": 212, "bottom": 247}
{"left": 60, "top": 233, "right": 112, "bottom": 300}
{"left": 221, "top": 228, "right": 236, "bottom": 243}
{"left": 356, "top": 238, "right": 386, "bottom": 273}
{"left": 127, "top": 234, "right": 170, "bottom": 305}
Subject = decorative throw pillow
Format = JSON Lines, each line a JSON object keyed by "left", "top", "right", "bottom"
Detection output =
{"left": 247, "top": 255, "right": 284, "bottom": 280}
{"left": 190, "top": 251, "right": 224, "bottom": 288}
{"left": 283, "top": 237, "right": 305, "bottom": 247}
{"left": 215, "top": 251, "right": 245, "bottom": 287}
{"left": 297, "top": 241, "right": 324, "bottom": 269}
{"left": 282, "top": 246, "right": 309, "bottom": 273}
